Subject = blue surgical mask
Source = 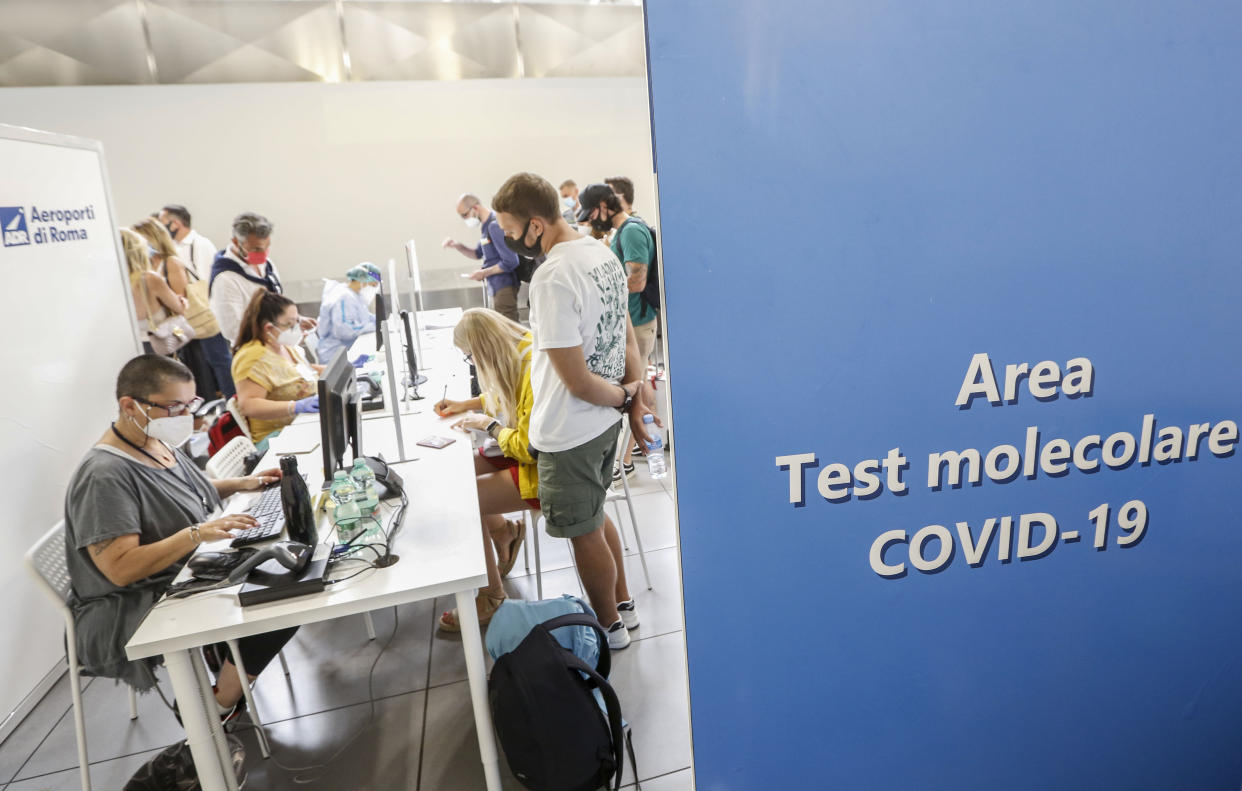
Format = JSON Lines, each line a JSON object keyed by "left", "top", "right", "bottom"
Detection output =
{"left": 147, "top": 245, "right": 160, "bottom": 258}
{"left": 561, "top": 196, "right": 575, "bottom": 210}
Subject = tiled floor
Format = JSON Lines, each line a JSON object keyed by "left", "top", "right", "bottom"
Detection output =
{"left": 0, "top": 459, "right": 691, "bottom": 790}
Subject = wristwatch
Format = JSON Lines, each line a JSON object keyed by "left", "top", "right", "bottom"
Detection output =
{"left": 616, "top": 384, "right": 635, "bottom": 413}
{"left": 486, "top": 420, "right": 502, "bottom": 439}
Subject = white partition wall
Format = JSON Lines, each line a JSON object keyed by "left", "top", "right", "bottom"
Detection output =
{"left": 0, "top": 125, "right": 138, "bottom": 738}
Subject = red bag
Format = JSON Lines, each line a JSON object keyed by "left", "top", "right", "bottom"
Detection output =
{"left": 207, "top": 410, "right": 245, "bottom": 456}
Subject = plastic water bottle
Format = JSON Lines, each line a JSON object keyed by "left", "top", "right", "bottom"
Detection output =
{"left": 643, "top": 414, "right": 667, "bottom": 479}
{"left": 330, "top": 469, "right": 361, "bottom": 526}
{"left": 350, "top": 458, "right": 379, "bottom": 516}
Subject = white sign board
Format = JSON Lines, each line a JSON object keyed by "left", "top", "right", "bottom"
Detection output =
{"left": 0, "top": 125, "right": 137, "bottom": 736}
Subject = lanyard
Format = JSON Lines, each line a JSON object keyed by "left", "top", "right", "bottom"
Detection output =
{"left": 110, "top": 425, "right": 210, "bottom": 514}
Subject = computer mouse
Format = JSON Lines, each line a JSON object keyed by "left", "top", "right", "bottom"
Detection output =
{"left": 187, "top": 551, "right": 240, "bottom": 578}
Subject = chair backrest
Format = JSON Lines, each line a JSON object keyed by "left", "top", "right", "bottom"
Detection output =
{"left": 25, "top": 521, "right": 74, "bottom": 608}
{"left": 226, "top": 396, "right": 252, "bottom": 440}
{"left": 205, "top": 434, "right": 257, "bottom": 479}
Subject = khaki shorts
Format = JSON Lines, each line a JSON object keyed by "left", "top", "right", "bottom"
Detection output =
{"left": 492, "top": 285, "right": 519, "bottom": 322}
{"left": 633, "top": 318, "right": 657, "bottom": 364}
{"left": 537, "top": 421, "right": 621, "bottom": 538}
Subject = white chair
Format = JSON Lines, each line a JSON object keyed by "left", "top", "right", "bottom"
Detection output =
{"left": 523, "top": 418, "right": 653, "bottom": 600}
{"left": 205, "top": 434, "right": 257, "bottom": 481}
{"left": 25, "top": 521, "right": 138, "bottom": 791}
{"left": 225, "top": 397, "right": 252, "bottom": 441}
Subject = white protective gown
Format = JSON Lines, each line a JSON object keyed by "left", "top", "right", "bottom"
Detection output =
{"left": 316, "top": 280, "right": 375, "bottom": 365}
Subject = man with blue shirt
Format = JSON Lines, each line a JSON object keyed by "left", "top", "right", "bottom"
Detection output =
{"left": 442, "top": 193, "right": 521, "bottom": 321}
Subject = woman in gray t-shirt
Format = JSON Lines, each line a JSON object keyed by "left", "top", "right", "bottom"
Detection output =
{"left": 65, "top": 354, "right": 295, "bottom": 714}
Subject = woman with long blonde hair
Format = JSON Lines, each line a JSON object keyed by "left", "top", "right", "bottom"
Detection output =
{"left": 132, "top": 218, "right": 235, "bottom": 399}
{"left": 121, "top": 227, "right": 187, "bottom": 354}
{"left": 433, "top": 308, "right": 537, "bottom": 629}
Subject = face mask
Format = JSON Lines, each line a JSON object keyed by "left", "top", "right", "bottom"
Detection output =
{"left": 361, "top": 285, "right": 379, "bottom": 303}
{"left": 147, "top": 244, "right": 160, "bottom": 258}
{"left": 244, "top": 248, "right": 268, "bottom": 266}
{"left": 136, "top": 404, "right": 194, "bottom": 447}
{"left": 275, "top": 325, "right": 303, "bottom": 347}
{"left": 561, "top": 196, "right": 575, "bottom": 210}
{"left": 590, "top": 210, "right": 612, "bottom": 234}
{"left": 164, "top": 222, "right": 178, "bottom": 238}
{"left": 503, "top": 219, "right": 544, "bottom": 258}
{"left": 463, "top": 215, "right": 481, "bottom": 230}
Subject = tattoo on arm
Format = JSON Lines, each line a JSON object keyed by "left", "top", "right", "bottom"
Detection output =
{"left": 90, "top": 537, "right": 117, "bottom": 557}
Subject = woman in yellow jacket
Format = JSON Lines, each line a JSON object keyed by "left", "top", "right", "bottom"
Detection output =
{"left": 434, "top": 308, "right": 536, "bottom": 630}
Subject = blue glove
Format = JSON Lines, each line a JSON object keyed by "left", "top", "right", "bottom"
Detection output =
{"left": 351, "top": 354, "right": 372, "bottom": 368}
{"left": 293, "top": 395, "right": 319, "bottom": 415}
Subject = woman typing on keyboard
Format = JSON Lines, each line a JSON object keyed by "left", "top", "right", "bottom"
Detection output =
{"left": 63, "top": 354, "right": 297, "bottom": 722}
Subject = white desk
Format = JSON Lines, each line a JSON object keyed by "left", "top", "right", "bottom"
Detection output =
{"left": 126, "top": 312, "right": 500, "bottom": 791}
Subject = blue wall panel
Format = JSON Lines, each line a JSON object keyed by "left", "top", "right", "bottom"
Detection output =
{"left": 646, "top": 2, "right": 1242, "bottom": 788}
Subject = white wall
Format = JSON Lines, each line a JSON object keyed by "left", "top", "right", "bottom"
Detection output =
{"left": 0, "top": 77, "right": 655, "bottom": 303}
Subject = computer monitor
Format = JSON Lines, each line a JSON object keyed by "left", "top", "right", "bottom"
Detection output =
{"left": 399, "top": 310, "right": 428, "bottom": 389}
{"left": 318, "top": 349, "right": 361, "bottom": 483}
{"left": 374, "top": 286, "right": 390, "bottom": 352}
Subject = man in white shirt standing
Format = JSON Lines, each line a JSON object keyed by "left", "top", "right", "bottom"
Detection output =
{"left": 492, "top": 172, "right": 658, "bottom": 650}
{"left": 158, "top": 204, "right": 216, "bottom": 279}
{"left": 208, "top": 212, "right": 313, "bottom": 346}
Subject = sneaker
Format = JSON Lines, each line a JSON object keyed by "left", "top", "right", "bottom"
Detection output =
{"left": 631, "top": 442, "right": 644, "bottom": 458}
{"left": 617, "top": 599, "right": 639, "bottom": 630}
{"left": 611, "top": 461, "right": 636, "bottom": 483}
{"left": 606, "top": 619, "right": 631, "bottom": 651}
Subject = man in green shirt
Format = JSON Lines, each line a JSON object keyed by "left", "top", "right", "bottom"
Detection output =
{"left": 578, "top": 182, "right": 659, "bottom": 480}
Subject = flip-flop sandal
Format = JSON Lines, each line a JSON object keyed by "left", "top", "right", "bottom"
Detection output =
{"left": 438, "top": 592, "right": 506, "bottom": 632}
{"left": 497, "top": 519, "right": 526, "bottom": 578}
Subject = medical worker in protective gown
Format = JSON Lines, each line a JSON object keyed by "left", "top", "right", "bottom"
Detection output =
{"left": 316, "top": 264, "right": 380, "bottom": 364}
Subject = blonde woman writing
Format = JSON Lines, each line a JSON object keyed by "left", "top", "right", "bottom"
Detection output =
{"left": 434, "top": 308, "right": 537, "bottom": 630}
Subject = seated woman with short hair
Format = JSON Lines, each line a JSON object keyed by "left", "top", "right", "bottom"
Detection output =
{"left": 64, "top": 354, "right": 296, "bottom": 716}
{"left": 231, "top": 290, "right": 323, "bottom": 443}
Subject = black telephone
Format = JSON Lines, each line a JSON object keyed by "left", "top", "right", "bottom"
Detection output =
{"left": 280, "top": 455, "right": 318, "bottom": 546}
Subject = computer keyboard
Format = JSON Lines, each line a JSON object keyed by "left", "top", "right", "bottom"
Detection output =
{"left": 230, "top": 485, "right": 287, "bottom": 547}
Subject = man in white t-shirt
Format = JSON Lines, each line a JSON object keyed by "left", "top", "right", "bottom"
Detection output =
{"left": 492, "top": 172, "right": 659, "bottom": 650}
{"left": 158, "top": 204, "right": 216, "bottom": 279}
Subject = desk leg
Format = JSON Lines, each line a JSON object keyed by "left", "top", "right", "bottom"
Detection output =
{"left": 455, "top": 588, "right": 502, "bottom": 791}
{"left": 190, "top": 652, "right": 241, "bottom": 791}
{"left": 165, "top": 650, "right": 233, "bottom": 791}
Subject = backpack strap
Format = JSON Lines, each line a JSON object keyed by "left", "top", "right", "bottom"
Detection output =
{"left": 538, "top": 613, "right": 610, "bottom": 679}
{"left": 560, "top": 649, "right": 627, "bottom": 791}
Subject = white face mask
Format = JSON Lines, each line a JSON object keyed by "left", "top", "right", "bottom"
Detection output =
{"left": 275, "top": 325, "right": 303, "bottom": 347}
{"left": 463, "top": 215, "right": 481, "bottom": 230}
{"left": 136, "top": 405, "right": 194, "bottom": 447}
{"left": 361, "top": 285, "right": 379, "bottom": 303}
{"left": 561, "top": 196, "right": 575, "bottom": 210}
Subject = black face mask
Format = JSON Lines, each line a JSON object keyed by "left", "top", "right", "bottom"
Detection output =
{"left": 164, "top": 222, "right": 178, "bottom": 237}
{"left": 504, "top": 219, "right": 544, "bottom": 257}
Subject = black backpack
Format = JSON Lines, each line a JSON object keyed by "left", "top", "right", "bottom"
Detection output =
{"left": 489, "top": 613, "right": 637, "bottom": 791}
{"left": 615, "top": 217, "right": 660, "bottom": 321}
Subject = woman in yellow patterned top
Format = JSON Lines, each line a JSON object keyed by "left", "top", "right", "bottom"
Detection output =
{"left": 230, "top": 290, "right": 323, "bottom": 443}
{"left": 433, "top": 308, "right": 536, "bottom": 630}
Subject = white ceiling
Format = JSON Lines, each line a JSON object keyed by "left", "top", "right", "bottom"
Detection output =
{"left": 0, "top": 0, "right": 647, "bottom": 85}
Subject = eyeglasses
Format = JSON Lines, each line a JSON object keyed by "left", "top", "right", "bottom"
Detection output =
{"left": 135, "top": 396, "right": 203, "bottom": 417}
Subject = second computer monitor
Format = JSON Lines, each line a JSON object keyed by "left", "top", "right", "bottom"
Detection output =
{"left": 318, "top": 349, "right": 361, "bottom": 482}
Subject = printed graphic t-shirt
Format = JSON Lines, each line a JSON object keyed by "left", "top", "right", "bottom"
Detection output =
{"left": 528, "top": 236, "right": 628, "bottom": 452}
